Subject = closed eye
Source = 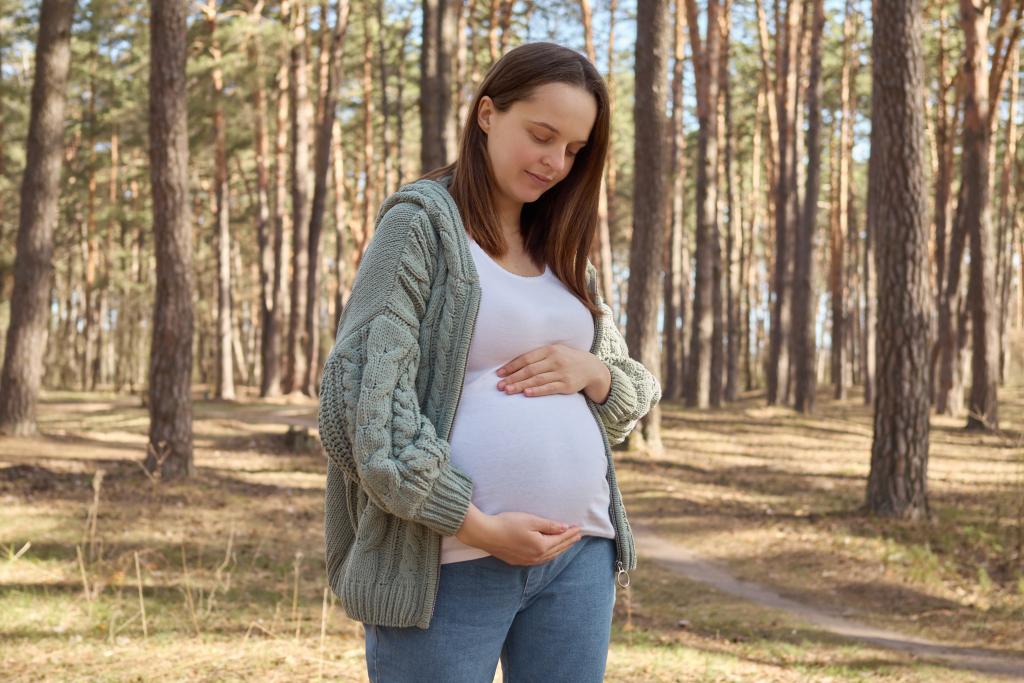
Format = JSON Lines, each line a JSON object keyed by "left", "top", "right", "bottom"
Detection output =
{"left": 531, "top": 133, "right": 579, "bottom": 157}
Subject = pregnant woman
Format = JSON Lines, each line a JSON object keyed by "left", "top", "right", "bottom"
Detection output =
{"left": 318, "top": 41, "right": 661, "bottom": 682}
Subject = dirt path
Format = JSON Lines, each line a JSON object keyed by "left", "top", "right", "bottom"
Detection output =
{"left": 632, "top": 522, "right": 1024, "bottom": 680}
{"left": 272, "top": 408, "right": 1023, "bottom": 679}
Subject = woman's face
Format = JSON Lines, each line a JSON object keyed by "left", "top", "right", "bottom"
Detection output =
{"left": 477, "top": 81, "right": 597, "bottom": 208}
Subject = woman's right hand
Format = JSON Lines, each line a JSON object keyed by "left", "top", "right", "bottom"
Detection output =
{"left": 455, "top": 504, "right": 582, "bottom": 566}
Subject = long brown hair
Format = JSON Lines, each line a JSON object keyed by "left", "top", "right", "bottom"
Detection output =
{"left": 421, "top": 42, "right": 609, "bottom": 316}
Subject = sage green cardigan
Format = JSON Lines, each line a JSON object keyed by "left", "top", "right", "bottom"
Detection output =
{"left": 318, "top": 174, "right": 661, "bottom": 629}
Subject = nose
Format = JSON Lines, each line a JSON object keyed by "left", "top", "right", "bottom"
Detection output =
{"left": 543, "top": 149, "right": 567, "bottom": 175}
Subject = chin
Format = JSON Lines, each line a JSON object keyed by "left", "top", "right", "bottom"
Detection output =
{"left": 512, "top": 183, "right": 543, "bottom": 203}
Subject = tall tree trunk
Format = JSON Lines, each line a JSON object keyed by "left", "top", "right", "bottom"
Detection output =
{"left": 579, "top": 0, "right": 616, "bottom": 307}
{"left": 865, "top": 0, "right": 931, "bottom": 520}
{"left": 265, "top": 0, "right": 292, "bottom": 398}
{"left": 146, "top": 0, "right": 194, "bottom": 480}
{"left": 744, "top": 81, "right": 766, "bottom": 392}
{"left": 938, "top": 183, "right": 970, "bottom": 415}
{"left": 785, "top": 0, "right": 810, "bottom": 404}
{"left": 960, "top": 0, "right": 998, "bottom": 430}
{"left": 205, "top": 4, "right": 236, "bottom": 400}
{"left": 831, "top": 0, "right": 855, "bottom": 399}
{"left": 249, "top": 3, "right": 277, "bottom": 398}
{"left": 332, "top": 118, "right": 349, "bottom": 327}
{"left": 83, "top": 60, "right": 100, "bottom": 391}
{"left": 304, "top": 0, "right": 351, "bottom": 397}
{"left": 421, "top": 0, "right": 456, "bottom": 171}
{"left": 723, "top": 1, "right": 740, "bottom": 403}
{"left": 684, "top": 0, "right": 720, "bottom": 409}
{"left": 457, "top": 0, "right": 476, "bottom": 149}
{"left": 664, "top": 0, "right": 689, "bottom": 401}
{"left": 768, "top": 0, "right": 799, "bottom": 405}
{"left": 930, "top": 4, "right": 955, "bottom": 406}
{"left": 359, "top": 4, "right": 377, "bottom": 256}
{"left": 286, "top": 0, "right": 314, "bottom": 394}
{"left": 792, "top": 0, "right": 823, "bottom": 413}
{"left": 996, "top": 48, "right": 1019, "bottom": 384}
{"left": 377, "top": 0, "right": 395, "bottom": 197}
{"left": 708, "top": 1, "right": 728, "bottom": 407}
{"left": 629, "top": 0, "right": 668, "bottom": 451}
{"left": 600, "top": 0, "right": 619, "bottom": 305}
{"left": 395, "top": 16, "right": 412, "bottom": 187}
{"left": 0, "top": 0, "right": 75, "bottom": 435}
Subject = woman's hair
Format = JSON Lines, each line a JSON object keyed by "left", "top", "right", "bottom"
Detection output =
{"left": 421, "top": 41, "right": 609, "bottom": 316}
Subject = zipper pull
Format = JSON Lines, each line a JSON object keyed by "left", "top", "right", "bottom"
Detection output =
{"left": 615, "top": 560, "right": 630, "bottom": 588}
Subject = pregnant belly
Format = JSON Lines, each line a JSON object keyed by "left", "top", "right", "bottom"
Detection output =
{"left": 447, "top": 387, "right": 610, "bottom": 527}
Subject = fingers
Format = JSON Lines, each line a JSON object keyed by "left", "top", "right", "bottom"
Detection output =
{"left": 539, "top": 519, "right": 567, "bottom": 534}
{"left": 534, "top": 530, "right": 583, "bottom": 564}
{"left": 535, "top": 516, "right": 578, "bottom": 535}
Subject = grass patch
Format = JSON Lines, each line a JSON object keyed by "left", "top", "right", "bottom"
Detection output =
{"left": 1, "top": 386, "right": 1022, "bottom": 681}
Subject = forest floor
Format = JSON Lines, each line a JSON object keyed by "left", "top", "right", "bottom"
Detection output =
{"left": 0, "top": 384, "right": 1022, "bottom": 681}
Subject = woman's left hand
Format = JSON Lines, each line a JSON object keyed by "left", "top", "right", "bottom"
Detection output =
{"left": 496, "top": 344, "right": 611, "bottom": 403}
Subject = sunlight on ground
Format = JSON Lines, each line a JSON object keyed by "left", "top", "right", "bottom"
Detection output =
{"left": 0, "top": 386, "right": 1021, "bottom": 681}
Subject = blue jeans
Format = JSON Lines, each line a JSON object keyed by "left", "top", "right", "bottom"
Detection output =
{"left": 363, "top": 534, "right": 617, "bottom": 682}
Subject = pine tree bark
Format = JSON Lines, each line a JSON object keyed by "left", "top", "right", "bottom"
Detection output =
{"left": 248, "top": 2, "right": 278, "bottom": 398}
{"left": 145, "top": 0, "right": 195, "bottom": 480}
{"left": 831, "top": 0, "right": 855, "bottom": 400}
{"left": 996, "top": 48, "right": 1019, "bottom": 384}
{"left": 285, "top": 0, "right": 314, "bottom": 394}
{"left": 359, "top": 5, "right": 376, "bottom": 256}
{"left": 421, "top": 0, "right": 457, "bottom": 171}
{"left": 629, "top": 0, "right": 668, "bottom": 451}
{"left": 960, "top": 0, "right": 998, "bottom": 430}
{"left": 377, "top": 0, "right": 395, "bottom": 197}
{"left": 204, "top": 3, "right": 236, "bottom": 400}
{"left": 304, "top": 0, "right": 350, "bottom": 397}
{"left": 767, "top": 0, "right": 799, "bottom": 405}
{"left": 266, "top": 0, "right": 292, "bottom": 398}
{"left": 395, "top": 16, "right": 412, "bottom": 187}
{"left": 664, "top": 0, "right": 689, "bottom": 401}
{"left": 930, "top": 4, "right": 956, "bottom": 408}
{"left": 332, "top": 118, "right": 349, "bottom": 327}
{"left": 684, "top": 0, "right": 720, "bottom": 409}
{"left": 865, "top": 0, "right": 931, "bottom": 520}
{"left": 709, "top": 2, "right": 728, "bottom": 408}
{"left": 579, "top": 0, "right": 616, "bottom": 307}
{"left": 744, "top": 82, "right": 766, "bottom": 391}
{"left": 600, "top": 0, "right": 619, "bottom": 305}
{"left": 83, "top": 60, "right": 100, "bottom": 391}
{"left": 0, "top": 0, "right": 75, "bottom": 435}
{"left": 723, "top": 1, "right": 740, "bottom": 403}
{"left": 792, "top": 0, "right": 823, "bottom": 413}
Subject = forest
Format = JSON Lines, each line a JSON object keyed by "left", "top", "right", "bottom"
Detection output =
{"left": 1, "top": 0, "right": 1023, "bottom": 680}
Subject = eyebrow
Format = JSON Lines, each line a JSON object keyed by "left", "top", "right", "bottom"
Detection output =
{"left": 528, "top": 120, "right": 588, "bottom": 145}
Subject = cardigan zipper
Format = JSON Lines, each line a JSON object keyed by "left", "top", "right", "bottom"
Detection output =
{"left": 587, "top": 396, "right": 631, "bottom": 589}
{"left": 586, "top": 292, "right": 631, "bottom": 588}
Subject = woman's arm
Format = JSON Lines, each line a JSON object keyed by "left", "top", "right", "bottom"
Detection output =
{"left": 318, "top": 203, "right": 474, "bottom": 538}
{"left": 587, "top": 266, "right": 663, "bottom": 445}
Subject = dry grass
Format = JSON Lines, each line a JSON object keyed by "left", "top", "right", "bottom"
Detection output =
{"left": 622, "top": 384, "right": 1024, "bottom": 655}
{"left": 0, "top": 385, "right": 1021, "bottom": 681}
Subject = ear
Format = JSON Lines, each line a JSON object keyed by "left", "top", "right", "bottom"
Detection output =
{"left": 477, "top": 96, "right": 494, "bottom": 134}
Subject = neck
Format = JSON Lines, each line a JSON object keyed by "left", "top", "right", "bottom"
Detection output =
{"left": 492, "top": 188, "right": 524, "bottom": 248}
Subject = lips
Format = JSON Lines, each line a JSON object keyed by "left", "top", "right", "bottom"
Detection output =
{"left": 526, "top": 170, "right": 553, "bottom": 186}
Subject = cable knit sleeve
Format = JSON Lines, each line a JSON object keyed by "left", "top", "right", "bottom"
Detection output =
{"left": 588, "top": 266, "right": 663, "bottom": 446}
{"left": 318, "top": 203, "right": 474, "bottom": 538}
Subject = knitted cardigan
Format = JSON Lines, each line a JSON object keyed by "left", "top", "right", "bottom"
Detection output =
{"left": 318, "top": 174, "right": 661, "bottom": 629}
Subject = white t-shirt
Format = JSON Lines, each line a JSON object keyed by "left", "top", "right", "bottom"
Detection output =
{"left": 440, "top": 235, "right": 615, "bottom": 565}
